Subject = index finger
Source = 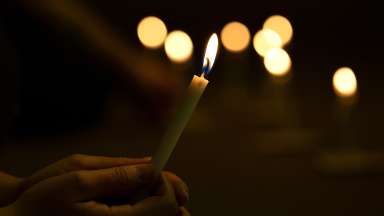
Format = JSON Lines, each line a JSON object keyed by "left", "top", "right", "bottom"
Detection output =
{"left": 24, "top": 155, "right": 151, "bottom": 189}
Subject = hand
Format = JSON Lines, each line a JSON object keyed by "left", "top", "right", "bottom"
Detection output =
{"left": 5, "top": 164, "right": 188, "bottom": 216}
{"left": 1, "top": 154, "right": 190, "bottom": 215}
{"left": 21, "top": 154, "right": 190, "bottom": 208}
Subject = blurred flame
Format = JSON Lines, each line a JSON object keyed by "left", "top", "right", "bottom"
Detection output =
{"left": 263, "top": 15, "right": 293, "bottom": 45}
{"left": 164, "top": 30, "right": 193, "bottom": 63}
{"left": 333, "top": 67, "right": 357, "bottom": 97}
{"left": 137, "top": 16, "right": 167, "bottom": 49}
{"left": 220, "top": 22, "right": 250, "bottom": 52}
{"left": 253, "top": 29, "right": 283, "bottom": 57}
{"left": 264, "top": 48, "right": 291, "bottom": 76}
{"left": 202, "top": 33, "right": 219, "bottom": 74}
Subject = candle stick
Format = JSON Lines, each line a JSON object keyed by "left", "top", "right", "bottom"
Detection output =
{"left": 315, "top": 67, "right": 359, "bottom": 174}
{"left": 332, "top": 67, "right": 358, "bottom": 147}
{"left": 153, "top": 33, "right": 219, "bottom": 175}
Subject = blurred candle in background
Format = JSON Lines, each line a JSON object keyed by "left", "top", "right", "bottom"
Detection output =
{"left": 253, "top": 29, "right": 282, "bottom": 57}
{"left": 264, "top": 47, "right": 292, "bottom": 77}
{"left": 218, "top": 21, "right": 252, "bottom": 101}
{"left": 333, "top": 67, "right": 358, "bottom": 99}
{"left": 332, "top": 67, "right": 358, "bottom": 146}
{"left": 263, "top": 15, "right": 293, "bottom": 46}
{"left": 220, "top": 21, "right": 251, "bottom": 53}
{"left": 332, "top": 67, "right": 357, "bottom": 154}
{"left": 137, "top": 16, "right": 168, "bottom": 49}
{"left": 253, "top": 18, "right": 300, "bottom": 153}
{"left": 314, "top": 67, "right": 361, "bottom": 174}
{"left": 164, "top": 30, "right": 194, "bottom": 63}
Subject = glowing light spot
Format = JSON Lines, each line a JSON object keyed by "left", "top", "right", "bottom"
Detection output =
{"left": 264, "top": 48, "right": 291, "bottom": 76}
{"left": 220, "top": 21, "right": 250, "bottom": 52}
{"left": 137, "top": 16, "right": 167, "bottom": 48}
{"left": 333, "top": 67, "right": 357, "bottom": 97}
{"left": 263, "top": 15, "right": 293, "bottom": 45}
{"left": 164, "top": 30, "right": 193, "bottom": 63}
{"left": 253, "top": 29, "right": 283, "bottom": 57}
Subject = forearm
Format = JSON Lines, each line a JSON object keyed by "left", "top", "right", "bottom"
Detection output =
{"left": 0, "top": 172, "right": 22, "bottom": 207}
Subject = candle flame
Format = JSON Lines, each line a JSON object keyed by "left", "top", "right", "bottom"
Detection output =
{"left": 202, "top": 33, "right": 219, "bottom": 75}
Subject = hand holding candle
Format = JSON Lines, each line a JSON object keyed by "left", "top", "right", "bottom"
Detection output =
{"left": 153, "top": 33, "right": 219, "bottom": 175}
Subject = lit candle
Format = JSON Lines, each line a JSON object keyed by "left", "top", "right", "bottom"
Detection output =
{"left": 332, "top": 67, "right": 358, "bottom": 146}
{"left": 315, "top": 67, "right": 360, "bottom": 174}
{"left": 153, "top": 33, "right": 219, "bottom": 174}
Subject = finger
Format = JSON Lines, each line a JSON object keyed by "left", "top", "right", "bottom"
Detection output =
{"left": 164, "top": 171, "right": 189, "bottom": 206}
{"left": 75, "top": 201, "right": 112, "bottom": 216}
{"left": 23, "top": 155, "right": 151, "bottom": 189}
{"left": 65, "top": 164, "right": 156, "bottom": 201}
{"left": 111, "top": 175, "right": 178, "bottom": 216}
{"left": 59, "top": 154, "right": 152, "bottom": 171}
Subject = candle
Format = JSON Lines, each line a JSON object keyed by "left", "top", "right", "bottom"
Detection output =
{"left": 332, "top": 67, "right": 358, "bottom": 146}
{"left": 315, "top": 67, "right": 360, "bottom": 174}
{"left": 153, "top": 33, "right": 219, "bottom": 174}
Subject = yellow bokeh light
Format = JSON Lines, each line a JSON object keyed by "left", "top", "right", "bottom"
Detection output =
{"left": 264, "top": 48, "right": 291, "bottom": 76}
{"left": 333, "top": 67, "right": 357, "bottom": 97}
{"left": 137, "top": 16, "right": 168, "bottom": 48}
{"left": 263, "top": 15, "right": 293, "bottom": 45}
{"left": 253, "top": 29, "right": 283, "bottom": 57}
{"left": 220, "top": 21, "right": 250, "bottom": 52}
{"left": 164, "top": 30, "right": 193, "bottom": 63}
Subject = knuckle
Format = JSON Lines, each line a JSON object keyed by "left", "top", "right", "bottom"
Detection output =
{"left": 67, "top": 154, "right": 87, "bottom": 168}
{"left": 112, "top": 167, "right": 132, "bottom": 185}
{"left": 72, "top": 171, "right": 91, "bottom": 190}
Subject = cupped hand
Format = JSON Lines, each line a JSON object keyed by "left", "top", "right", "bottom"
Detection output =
{"left": 7, "top": 164, "right": 189, "bottom": 216}
{"left": 1, "top": 154, "right": 190, "bottom": 216}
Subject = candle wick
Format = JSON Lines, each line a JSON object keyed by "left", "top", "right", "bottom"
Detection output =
{"left": 202, "top": 58, "right": 210, "bottom": 76}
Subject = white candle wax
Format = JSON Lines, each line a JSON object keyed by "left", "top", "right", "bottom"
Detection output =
{"left": 153, "top": 74, "right": 208, "bottom": 174}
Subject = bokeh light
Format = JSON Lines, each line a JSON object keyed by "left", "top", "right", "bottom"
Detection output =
{"left": 220, "top": 21, "right": 251, "bottom": 52}
{"left": 137, "top": 16, "right": 168, "bottom": 49}
{"left": 263, "top": 15, "right": 293, "bottom": 45}
{"left": 264, "top": 48, "right": 291, "bottom": 76}
{"left": 333, "top": 67, "right": 357, "bottom": 97}
{"left": 164, "top": 30, "right": 193, "bottom": 63}
{"left": 253, "top": 29, "right": 283, "bottom": 57}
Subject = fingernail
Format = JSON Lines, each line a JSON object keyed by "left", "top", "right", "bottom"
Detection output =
{"left": 181, "top": 182, "right": 189, "bottom": 201}
{"left": 182, "top": 187, "right": 190, "bottom": 202}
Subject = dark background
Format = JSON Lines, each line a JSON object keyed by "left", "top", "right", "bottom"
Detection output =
{"left": 1, "top": 0, "right": 384, "bottom": 215}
